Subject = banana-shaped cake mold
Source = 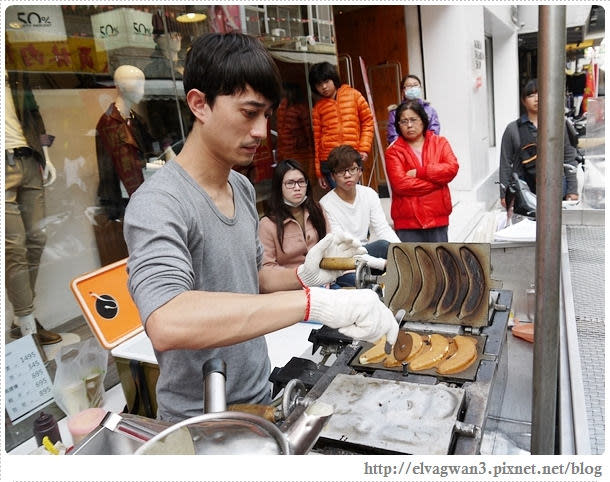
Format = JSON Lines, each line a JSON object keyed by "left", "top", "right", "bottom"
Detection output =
{"left": 409, "top": 333, "right": 450, "bottom": 371}
{"left": 458, "top": 247, "right": 486, "bottom": 319}
{"left": 435, "top": 247, "right": 461, "bottom": 317}
{"left": 386, "top": 246, "right": 415, "bottom": 312}
{"left": 436, "top": 335, "right": 478, "bottom": 375}
{"left": 411, "top": 246, "right": 440, "bottom": 316}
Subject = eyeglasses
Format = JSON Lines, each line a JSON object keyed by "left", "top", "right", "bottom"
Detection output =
{"left": 404, "top": 83, "right": 420, "bottom": 89}
{"left": 283, "top": 179, "right": 308, "bottom": 189}
{"left": 398, "top": 117, "right": 421, "bottom": 126}
{"left": 333, "top": 166, "right": 362, "bottom": 177}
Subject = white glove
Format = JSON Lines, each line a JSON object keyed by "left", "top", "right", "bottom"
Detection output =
{"left": 297, "top": 232, "right": 366, "bottom": 287}
{"left": 354, "top": 253, "right": 387, "bottom": 271}
{"left": 307, "top": 287, "right": 399, "bottom": 345}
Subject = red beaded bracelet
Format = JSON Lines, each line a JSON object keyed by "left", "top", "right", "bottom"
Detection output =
{"left": 303, "top": 286, "right": 311, "bottom": 321}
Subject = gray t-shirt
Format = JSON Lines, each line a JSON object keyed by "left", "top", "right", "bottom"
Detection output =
{"left": 124, "top": 160, "right": 270, "bottom": 422}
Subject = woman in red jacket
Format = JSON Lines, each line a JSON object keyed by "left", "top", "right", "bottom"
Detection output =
{"left": 385, "top": 99, "right": 459, "bottom": 242}
{"left": 309, "top": 62, "right": 374, "bottom": 190}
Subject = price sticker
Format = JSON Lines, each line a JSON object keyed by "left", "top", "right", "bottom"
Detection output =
{"left": 4, "top": 335, "right": 54, "bottom": 422}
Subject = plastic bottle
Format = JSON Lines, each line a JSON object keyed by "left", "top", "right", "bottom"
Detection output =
{"left": 33, "top": 411, "right": 62, "bottom": 447}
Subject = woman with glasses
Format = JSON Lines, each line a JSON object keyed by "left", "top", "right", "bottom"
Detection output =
{"left": 320, "top": 145, "right": 400, "bottom": 286}
{"left": 387, "top": 74, "right": 440, "bottom": 146}
{"left": 259, "top": 160, "right": 329, "bottom": 271}
{"left": 385, "top": 99, "right": 459, "bottom": 242}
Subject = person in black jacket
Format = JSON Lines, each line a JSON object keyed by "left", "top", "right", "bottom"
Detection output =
{"left": 499, "top": 79, "right": 579, "bottom": 208}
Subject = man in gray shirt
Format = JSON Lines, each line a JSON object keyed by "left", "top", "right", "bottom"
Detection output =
{"left": 124, "top": 33, "right": 398, "bottom": 422}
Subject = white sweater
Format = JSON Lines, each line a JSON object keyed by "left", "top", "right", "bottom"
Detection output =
{"left": 320, "top": 185, "right": 400, "bottom": 244}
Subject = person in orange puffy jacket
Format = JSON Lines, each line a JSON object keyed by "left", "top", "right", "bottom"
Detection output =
{"left": 385, "top": 99, "right": 459, "bottom": 242}
{"left": 309, "top": 62, "right": 374, "bottom": 190}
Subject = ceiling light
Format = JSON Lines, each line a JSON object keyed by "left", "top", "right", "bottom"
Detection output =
{"left": 177, "top": 12, "right": 206, "bottom": 23}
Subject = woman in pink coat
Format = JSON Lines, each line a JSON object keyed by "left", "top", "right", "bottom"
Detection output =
{"left": 259, "top": 160, "right": 329, "bottom": 270}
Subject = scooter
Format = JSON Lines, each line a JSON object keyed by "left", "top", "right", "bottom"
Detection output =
{"left": 502, "top": 162, "right": 581, "bottom": 223}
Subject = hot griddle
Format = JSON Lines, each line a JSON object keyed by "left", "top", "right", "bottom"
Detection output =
{"left": 276, "top": 243, "right": 512, "bottom": 455}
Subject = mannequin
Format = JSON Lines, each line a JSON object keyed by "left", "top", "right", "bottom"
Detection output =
{"left": 5, "top": 72, "right": 62, "bottom": 344}
{"left": 145, "top": 10, "right": 183, "bottom": 79}
{"left": 145, "top": 31, "right": 183, "bottom": 79}
{"left": 95, "top": 65, "right": 156, "bottom": 265}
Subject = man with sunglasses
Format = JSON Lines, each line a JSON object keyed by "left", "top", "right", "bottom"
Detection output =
{"left": 320, "top": 145, "right": 400, "bottom": 286}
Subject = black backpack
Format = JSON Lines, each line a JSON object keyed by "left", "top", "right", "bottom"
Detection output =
{"left": 515, "top": 121, "right": 537, "bottom": 193}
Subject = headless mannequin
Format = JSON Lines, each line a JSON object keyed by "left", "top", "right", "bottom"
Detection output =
{"left": 157, "top": 33, "right": 182, "bottom": 70}
{"left": 145, "top": 33, "right": 183, "bottom": 79}
{"left": 5, "top": 73, "right": 60, "bottom": 340}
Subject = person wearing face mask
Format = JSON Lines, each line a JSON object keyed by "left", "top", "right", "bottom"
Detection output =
{"left": 259, "top": 160, "right": 330, "bottom": 271}
{"left": 387, "top": 74, "right": 440, "bottom": 146}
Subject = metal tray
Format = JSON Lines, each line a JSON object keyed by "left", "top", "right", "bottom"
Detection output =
{"left": 315, "top": 374, "right": 465, "bottom": 455}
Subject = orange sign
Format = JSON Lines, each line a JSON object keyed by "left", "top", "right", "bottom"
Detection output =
{"left": 70, "top": 258, "right": 143, "bottom": 349}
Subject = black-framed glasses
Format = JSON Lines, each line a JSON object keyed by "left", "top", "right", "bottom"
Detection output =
{"left": 283, "top": 179, "right": 308, "bottom": 189}
{"left": 333, "top": 166, "right": 362, "bottom": 177}
{"left": 398, "top": 117, "right": 421, "bottom": 126}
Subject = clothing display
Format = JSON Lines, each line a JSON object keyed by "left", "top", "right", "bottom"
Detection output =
{"left": 311, "top": 84, "right": 374, "bottom": 179}
{"left": 275, "top": 99, "right": 314, "bottom": 178}
{"left": 387, "top": 98, "right": 441, "bottom": 145}
{"left": 320, "top": 184, "right": 400, "bottom": 245}
{"left": 385, "top": 131, "right": 459, "bottom": 231}
{"left": 124, "top": 161, "right": 270, "bottom": 422}
{"left": 95, "top": 102, "right": 155, "bottom": 219}
{"left": 259, "top": 210, "right": 328, "bottom": 269}
{"left": 5, "top": 75, "right": 48, "bottom": 318}
{"left": 95, "top": 102, "right": 156, "bottom": 265}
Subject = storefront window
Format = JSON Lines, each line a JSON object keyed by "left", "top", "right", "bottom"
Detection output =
{"left": 4, "top": 5, "right": 338, "bottom": 448}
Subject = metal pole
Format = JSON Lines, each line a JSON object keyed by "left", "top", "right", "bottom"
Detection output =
{"left": 531, "top": 5, "right": 566, "bottom": 455}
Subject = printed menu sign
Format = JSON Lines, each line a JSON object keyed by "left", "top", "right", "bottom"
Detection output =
{"left": 5, "top": 335, "right": 54, "bottom": 422}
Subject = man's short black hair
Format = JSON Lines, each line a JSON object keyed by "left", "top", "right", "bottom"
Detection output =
{"left": 327, "top": 145, "right": 362, "bottom": 173}
{"left": 183, "top": 32, "right": 282, "bottom": 109}
{"left": 521, "top": 78, "right": 538, "bottom": 100}
{"left": 308, "top": 62, "right": 341, "bottom": 92}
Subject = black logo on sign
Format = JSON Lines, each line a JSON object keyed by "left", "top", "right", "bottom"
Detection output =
{"left": 17, "top": 11, "right": 52, "bottom": 27}
{"left": 132, "top": 22, "right": 151, "bottom": 36}
{"left": 90, "top": 293, "right": 119, "bottom": 320}
{"left": 99, "top": 24, "right": 120, "bottom": 38}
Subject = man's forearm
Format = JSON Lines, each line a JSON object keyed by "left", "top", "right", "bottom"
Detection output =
{"left": 146, "top": 289, "right": 306, "bottom": 352}
{"left": 259, "top": 266, "right": 303, "bottom": 293}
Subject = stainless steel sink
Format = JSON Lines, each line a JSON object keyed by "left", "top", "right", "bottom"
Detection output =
{"left": 70, "top": 413, "right": 171, "bottom": 455}
{"left": 70, "top": 426, "right": 145, "bottom": 455}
